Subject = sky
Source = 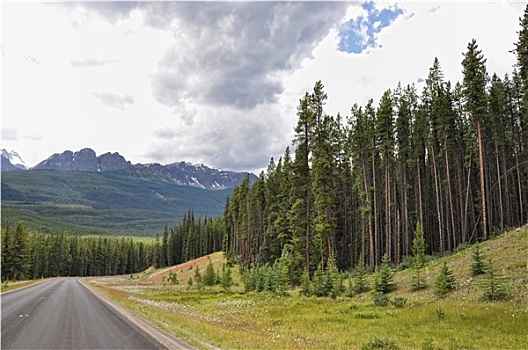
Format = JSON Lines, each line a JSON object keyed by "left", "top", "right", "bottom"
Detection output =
{"left": 1, "top": 1, "right": 525, "bottom": 174}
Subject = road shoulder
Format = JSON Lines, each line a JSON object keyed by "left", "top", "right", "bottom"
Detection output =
{"left": 79, "top": 279, "right": 198, "bottom": 350}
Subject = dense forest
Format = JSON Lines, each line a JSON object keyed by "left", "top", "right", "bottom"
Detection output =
{"left": 1, "top": 211, "right": 224, "bottom": 281}
{"left": 3, "top": 7, "right": 528, "bottom": 284}
{"left": 221, "top": 7, "right": 528, "bottom": 278}
{"left": 150, "top": 211, "right": 224, "bottom": 269}
{"left": 1, "top": 222, "right": 149, "bottom": 281}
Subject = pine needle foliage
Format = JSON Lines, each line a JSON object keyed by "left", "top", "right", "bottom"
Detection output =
{"left": 220, "top": 264, "right": 233, "bottom": 290}
{"left": 350, "top": 255, "right": 370, "bottom": 295}
{"left": 411, "top": 222, "right": 428, "bottom": 290}
{"left": 480, "top": 257, "right": 509, "bottom": 301}
{"left": 374, "top": 253, "right": 396, "bottom": 294}
{"left": 471, "top": 245, "right": 487, "bottom": 276}
{"left": 202, "top": 259, "right": 217, "bottom": 286}
{"left": 434, "top": 262, "right": 456, "bottom": 296}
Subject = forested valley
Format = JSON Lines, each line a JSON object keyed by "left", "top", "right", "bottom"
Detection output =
{"left": 3, "top": 7, "right": 528, "bottom": 287}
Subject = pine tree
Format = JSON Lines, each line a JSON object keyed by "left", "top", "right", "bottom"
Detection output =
{"left": 167, "top": 271, "right": 179, "bottom": 285}
{"left": 300, "top": 271, "right": 311, "bottom": 296}
{"left": 292, "top": 92, "right": 314, "bottom": 275}
{"left": 203, "top": 259, "right": 216, "bottom": 286}
{"left": 351, "top": 255, "right": 370, "bottom": 295}
{"left": 471, "top": 245, "right": 486, "bottom": 276}
{"left": 193, "top": 265, "right": 202, "bottom": 288}
{"left": 1, "top": 225, "right": 13, "bottom": 281}
{"left": 153, "top": 233, "right": 161, "bottom": 269}
{"left": 434, "top": 262, "right": 456, "bottom": 296}
{"left": 11, "top": 222, "right": 30, "bottom": 280}
{"left": 221, "top": 264, "right": 233, "bottom": 290}
{"left": 374, "top": 253, "right": 396, "bottom": 294}
{"left": 161, "top": 224, "right": 169, "bottom": 267}
{"left": 480, "top": 257, "right": 508, "bottom": 300}
{"left": 462, "top": 39, "right": 489, "bottom": 241}
{"left": 514, "top": 4, "right": 528, "bottom": 158}
{"left": 411, "top": 222, "right": 428, "bottom": 290}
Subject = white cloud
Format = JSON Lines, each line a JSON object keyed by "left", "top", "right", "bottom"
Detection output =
{"left": 93, "top": 93, "right": 135, "bottom": 110}
{"left": 1, "top": 2, "right": 525, "bottom": 174}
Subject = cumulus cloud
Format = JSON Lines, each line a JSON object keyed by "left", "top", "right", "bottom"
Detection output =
{"left": 146, "top": 102, "right": 290, "bottom": 172}
{"left": 92, "top": 92, "right": 135, "bottom": 110}
{"left": 69, "top": 2, "right": 352, "bottom": 171}
{"left": 70, "top": 2, "right": 350, "bottom": 112}
{"left": 70, "top": 58, "right": 116, "bottom": 67}
{"left": 147, "top": 2, "right": 349, "bottom": 111}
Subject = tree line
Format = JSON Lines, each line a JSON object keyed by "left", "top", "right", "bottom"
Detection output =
{"left": 1, "top": 210, "right": 225, "bottom": 281}
{"left": 1, "top": 222, "right": 149, "bottom": 281}
{"left": 146, "top": 210, "right": 224, "bottom": 269}
{"left": 222, "top": 6, "right": 528, "bottom": 279}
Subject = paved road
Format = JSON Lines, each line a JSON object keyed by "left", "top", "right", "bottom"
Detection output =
{"left": 1, "top": 278, "right": 164, "bottom": 349}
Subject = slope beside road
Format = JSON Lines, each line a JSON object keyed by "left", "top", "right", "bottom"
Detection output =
{"left": 1, "top": 278, "right": 192, "bottom": 349}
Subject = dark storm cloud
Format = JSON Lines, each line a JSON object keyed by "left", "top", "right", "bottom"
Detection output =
{"left": 93, "top": 92, "right": 135, "bottom": 110}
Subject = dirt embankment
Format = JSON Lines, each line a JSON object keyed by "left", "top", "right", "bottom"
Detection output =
{"left": 143, "top": 252, "right": 225, "bottom": 283}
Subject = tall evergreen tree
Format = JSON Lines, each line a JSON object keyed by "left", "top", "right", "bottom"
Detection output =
{"left": 462, "top": 39, "right": 489, "bottom": 241}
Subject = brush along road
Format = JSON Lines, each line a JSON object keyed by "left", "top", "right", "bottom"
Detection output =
{"left": 1, "top": 278, "right": 193, "bottom": 349}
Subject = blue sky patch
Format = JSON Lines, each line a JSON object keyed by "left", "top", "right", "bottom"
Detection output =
{"left": 338, "top": 1, "right": 403, "bottom": 54}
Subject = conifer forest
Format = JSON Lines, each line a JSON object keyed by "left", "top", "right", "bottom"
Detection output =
{"left": 221, "top": 9, "right": 528, "bottom": 278}
{"left": 2, "top": 6, "right": 528, "bottom": 285}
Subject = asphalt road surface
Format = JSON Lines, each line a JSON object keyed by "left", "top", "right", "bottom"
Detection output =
{"left": 1, "top": 278, "right": 165, "bottom": 349}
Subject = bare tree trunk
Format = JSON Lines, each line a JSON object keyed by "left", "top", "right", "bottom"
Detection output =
{"left": 515, "top": 149, "right": 524, "bottom": 226}
{"left": 364, "top": 166, "right": 375, "bottom": 266}
{"left": 403, "top": 171, "right": 410, "bottom": 256}
{"left": 477, "top": 121, "right": 488, "bottom": 240}
{"left": 385, "top": 161, "right": 392, "bottom": 260}
{"left": 431, "top": 147, "right": 445, "bottom": 254}
{"left": 445, "top": 146, "right": 457, "bottom": 251}
{"left": 495, "top": 143, "right": 504, "bottom": 231}
{"left": 373, "top": 151, "right": 379, "bottom": 265}
{"left": 417, "top": 158, "right": 424, "bottom": 231}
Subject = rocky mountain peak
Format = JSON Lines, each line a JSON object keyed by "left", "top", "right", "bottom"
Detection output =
{"left": 1, "top": 149, "right": 27, "bottom": 171}
{"left": 10, "top": 148, "right": 256, "bottom": 190}
{"left": 32, "top": 148, "right": 131, "bottom": 172}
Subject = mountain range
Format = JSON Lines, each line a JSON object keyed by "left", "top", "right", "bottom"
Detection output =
{"left": 1, "top": 148, "right": 257, "bottom": 190}
{"left": 1, "top": 148, "right": 256, "bottom": 236}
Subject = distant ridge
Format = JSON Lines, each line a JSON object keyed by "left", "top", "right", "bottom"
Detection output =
{"left": 10, "top": 148, "right": 256, "bottom": 190}
{"left": 34, "top": 148, "right": 131, "bottom": 172}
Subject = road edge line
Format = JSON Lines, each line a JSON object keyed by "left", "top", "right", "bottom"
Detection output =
{"left": 79, "top": 279, "right": 209, "bottom": 350}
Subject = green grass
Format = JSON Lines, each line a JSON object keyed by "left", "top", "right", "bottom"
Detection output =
{"left": 1, "top": 279, "right": 43, "bottom": 293}
{"left": 1, "top": 170, "right": 231, "bottom": 236}
{"left": 88, "top": 227, "right": 528, "bottom": 349}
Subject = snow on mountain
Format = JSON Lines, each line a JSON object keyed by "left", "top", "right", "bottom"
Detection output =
{"left": 27, "top": 148, "right": 256, "bottom": 189}
{"left": 1, "top": 149, "right": 27, "bottom": 170}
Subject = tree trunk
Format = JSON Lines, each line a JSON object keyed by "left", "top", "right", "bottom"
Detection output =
{"left": 477, "top": 120, "right": 488, "bottom": 240}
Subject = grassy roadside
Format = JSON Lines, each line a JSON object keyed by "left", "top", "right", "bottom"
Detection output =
{"left": 1, "top": 279, "right": 43, "bottom": 294}
{"left": 82, "top": 229, "right": 528, "bottom": 349}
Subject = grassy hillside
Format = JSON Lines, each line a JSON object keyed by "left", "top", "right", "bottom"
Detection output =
{"left": 88, "top": 227, "right": 528, "bottom": 349}
{"left": 1, "top": 170, "right": 230, "bottom": 236}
